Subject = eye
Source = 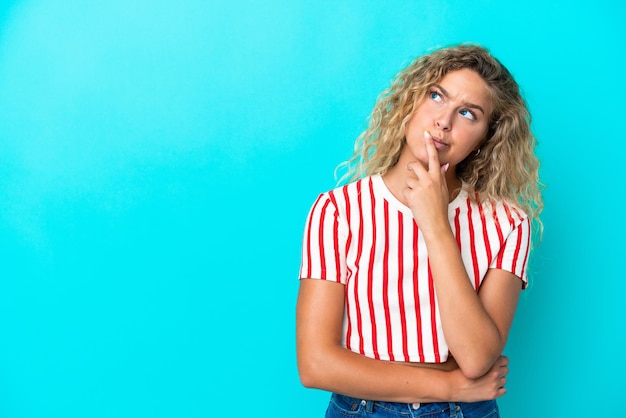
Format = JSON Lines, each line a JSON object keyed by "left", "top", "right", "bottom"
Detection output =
{"left": 429, "top": 90, "right": 443, "bottom": 102}
{"left": 460, "top": 108, "right": 476, "bottom": 121}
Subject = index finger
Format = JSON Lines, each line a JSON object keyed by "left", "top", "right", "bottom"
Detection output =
{"left": 423, "top": 130, "right": 442, "bottom": 175}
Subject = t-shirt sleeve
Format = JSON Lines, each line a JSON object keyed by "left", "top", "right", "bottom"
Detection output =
{"left": 490, "top": 213, "right": 532, "bottom": 289}
{"left": 299, "top": 192, "right": 347, "bottom": 284}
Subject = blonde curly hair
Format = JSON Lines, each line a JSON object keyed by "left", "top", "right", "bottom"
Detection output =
{"left": 338, "top": 43, "right": 543, "bottom": 240}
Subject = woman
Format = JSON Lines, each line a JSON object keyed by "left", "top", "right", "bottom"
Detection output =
{"left": 297, "top": 43, "right": 542, "bottom": 417}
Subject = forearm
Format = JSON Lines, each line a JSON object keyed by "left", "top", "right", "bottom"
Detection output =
{"left": 297, "top": 280, "right": 457, "bottom": 402}
{"left": 296, "top": 278, "right": 510, "bottom": 402}
{"left": 423, "top": 225, "right": 504, "bottom": 378}
{"left": 298, "top": 345, "right": 455, "bottom": 403}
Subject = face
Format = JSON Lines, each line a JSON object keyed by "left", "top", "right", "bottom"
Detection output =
{"left": 403, "top": 68, "right": 492, "bottom": 169}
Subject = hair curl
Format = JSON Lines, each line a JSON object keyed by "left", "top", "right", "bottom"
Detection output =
{"left": 337, "top": 43, "right": 543, "bottom": 242}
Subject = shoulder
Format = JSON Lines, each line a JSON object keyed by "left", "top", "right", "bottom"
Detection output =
{"left": 319, "top": 176, "right": 373, "bottom": 205}
{"left": 491, "top": 199, "right": 528, "bottom": 226}
{"left": 459, "top": 185, "right": 529, "bottom": 231}
{"left": 460, "top": 184, "right": 527, "bottom": 222}
{"left": 306, "top": 176, "right": 375, "bottom": 220}
{"left": 474, "top": 198, "right": 530, "bottom": 239}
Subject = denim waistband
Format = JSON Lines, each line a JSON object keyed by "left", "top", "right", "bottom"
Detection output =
{"left": 328, "top": 393, "right": 499, "bottom": 417}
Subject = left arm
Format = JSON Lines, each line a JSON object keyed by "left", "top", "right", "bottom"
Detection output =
{"left": 403, "top": 133, "right": 523, "bottom": 379}
{"left": 424, "top": 231, "right": 522, "bottom": 379}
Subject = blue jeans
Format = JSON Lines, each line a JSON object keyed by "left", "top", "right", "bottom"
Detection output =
{"left": 325, "top": 393, "right": 499, "bottom": 418}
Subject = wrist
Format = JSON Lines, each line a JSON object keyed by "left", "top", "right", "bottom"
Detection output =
{"left": 444, "top": 369, "right": 462, "bottom": 401}
{"left": 420, "top": 220, "right": 453, "bottom": 244}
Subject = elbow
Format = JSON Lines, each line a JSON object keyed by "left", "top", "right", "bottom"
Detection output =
{"left": 455, "top": 353, "right": 500, "bottom": 380}
{"left": 452, "top": 339, "right": 505, "bottom": 379}
{"left": 297, "top": 360, "right": 318, "bottom": 388}
{"left": 458, "top": 363, "right": 491, "bottom": 380}
{"left": 298, "top": 369, "right": 318, "bottom": 389}
{"left": 297, "top": 353, "right": 326, "bottom": 389}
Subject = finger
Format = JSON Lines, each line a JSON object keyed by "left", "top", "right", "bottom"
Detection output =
{"left": 400, "top": 186, "right": 411, "bottom": 201}
{"left": 401, "top": 185, "right": 418, "bottom": 203}
{"left": 423, "top": 130, "right": 441, "bottom": 175}
{"left": 495, "top": 356, "right": 509, "bottom": 367}
{"left": 405, "top": 177, "right": 419, "bottom": 190}
{"left": 406, "top": 160, "right": 427, "bottom": 179}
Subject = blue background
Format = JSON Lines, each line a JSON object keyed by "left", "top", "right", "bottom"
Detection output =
{"left": 0, "top": 1, "right": 624, "bottom": 417}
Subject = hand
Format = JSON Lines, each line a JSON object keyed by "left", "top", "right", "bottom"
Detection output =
{"left": 448, "top": 356, "right": 509, "bottom": 402}
{"left": 402, "top": 130, "right": 450, "bottom": 235}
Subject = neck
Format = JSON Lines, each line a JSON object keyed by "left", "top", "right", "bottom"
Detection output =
{"left": 382, "top": 159, "right": 462, "bottom": 205}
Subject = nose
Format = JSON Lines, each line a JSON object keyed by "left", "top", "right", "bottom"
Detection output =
{"left": 435, "top": 109, "right": 453, "bottom": 131}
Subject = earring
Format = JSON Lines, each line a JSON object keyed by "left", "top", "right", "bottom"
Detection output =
{"left": 475, "top": 149, "right": 481, "bottom": 156}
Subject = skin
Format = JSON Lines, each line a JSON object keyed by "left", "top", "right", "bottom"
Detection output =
{"left": 296, "top": 69, "right": 521, "bottom": 403}
{"left": 388, "top": 68, "right": 493, "bottom": 196}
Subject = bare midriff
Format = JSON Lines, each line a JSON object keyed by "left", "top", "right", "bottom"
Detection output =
{"left": 395, "top": 357, "right": 458, "bottom": 371}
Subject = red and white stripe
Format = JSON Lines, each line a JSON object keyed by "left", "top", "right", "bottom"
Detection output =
{"left": 299, "top": 175, "right": 531, "bottom": 363}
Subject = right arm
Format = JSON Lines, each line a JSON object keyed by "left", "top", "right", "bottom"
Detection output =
{"left": 296, "top": 278, "right": 509, "bottom": 403}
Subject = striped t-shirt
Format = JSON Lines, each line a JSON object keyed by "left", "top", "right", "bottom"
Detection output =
{"left": 299, "top": 174, "right": 531, "bottom": 363}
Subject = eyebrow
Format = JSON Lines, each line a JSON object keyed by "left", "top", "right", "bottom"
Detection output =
{"left": 434, "top": 84, "right": 486, "bottom": 115}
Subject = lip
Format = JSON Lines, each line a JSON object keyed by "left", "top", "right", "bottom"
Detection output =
{"left": 431, "top": 136, "right": 449, "bottom": 150}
